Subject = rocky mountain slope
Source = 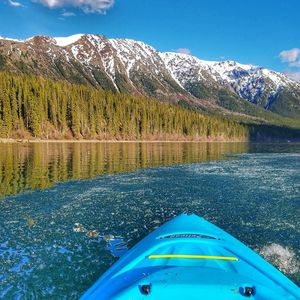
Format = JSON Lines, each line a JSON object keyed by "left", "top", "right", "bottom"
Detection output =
{"left": 0, "top": 34, "right": 299, "bottom": 119}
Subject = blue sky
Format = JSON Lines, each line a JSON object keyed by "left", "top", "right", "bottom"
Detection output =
{"left": 0, "top": 0, "right": 300, "bottom": 80}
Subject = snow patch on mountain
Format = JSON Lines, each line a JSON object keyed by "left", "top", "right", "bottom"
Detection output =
{"left": 160, "top": 52, "right": 210, "bottom": 87}
{"left": 54, "top": 34, "right": 84, "bottom": 47}
{"left": 0, "top": 36, "right": 24, "bottom": 43}
{"left": 109, "top": 38, "right": 161, "bottom": 76}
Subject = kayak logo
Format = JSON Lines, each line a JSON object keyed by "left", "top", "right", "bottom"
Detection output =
{"left": 159, "top": 233, "right": 219, "bottom": 240}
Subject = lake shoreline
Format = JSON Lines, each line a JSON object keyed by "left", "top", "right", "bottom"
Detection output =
{"left": 0, "top": 138, "right": 247, "bottom": 144}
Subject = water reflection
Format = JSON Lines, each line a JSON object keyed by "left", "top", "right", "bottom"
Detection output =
{"left": 0, "top": 142, "right": 249, "bottom": 197}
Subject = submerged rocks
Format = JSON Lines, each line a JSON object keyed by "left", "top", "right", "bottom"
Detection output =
{"left": 27, "top": 217, "right": 37, "bottom": 228}
{"left": 103, "top": 234, "right": 115, "bottom": 241}
{"left": 72, "top": 223, "right": 128, "bottom": 257}
{"left": 86, "top": 230, "right": 99, "bottom": 238}
{"left": 73, "top": 223, "right": 86, "bottom": 233}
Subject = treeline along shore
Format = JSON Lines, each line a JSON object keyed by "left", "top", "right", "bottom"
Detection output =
{"left": 0, "top": 72, "right": 248, "bottom": 141}
{"left": 0, "top": 71, "right": 299, "bottom": 142}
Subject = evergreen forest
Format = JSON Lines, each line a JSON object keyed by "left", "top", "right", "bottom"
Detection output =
{"left": 0, "top": 72, "right": 249, "bottom": 141}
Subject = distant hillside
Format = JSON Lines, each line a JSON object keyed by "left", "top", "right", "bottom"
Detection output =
{"left": 0, "top": 34, "right": 299, "bottom": 121}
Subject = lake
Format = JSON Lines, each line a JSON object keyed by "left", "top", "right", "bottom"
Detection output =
{"left": 0, "top": 142, "right": 299, "bottom": 298}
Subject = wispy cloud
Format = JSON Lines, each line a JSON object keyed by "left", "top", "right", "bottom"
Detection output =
{"left": 177, "top": 48, "right": 192, "bottom": 55}
{"left": 279, "top": 48, "right": 300, "bottom": 63}
{"left": 279, "top": 48, "right": 300, "bottom": 82}
{"left": 33, "top": 0, "right": 114, "bottom": 14}
{"left": 61, "top": 10, "right": 76, "bottom": 17}
{"left": 289, "top": 60, "right": 300, "bottom": 68}
{"left": 8, "top": 0, "right": 24, "bottom": 7}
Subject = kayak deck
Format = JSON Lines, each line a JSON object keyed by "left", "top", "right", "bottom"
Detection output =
{"left": 81, "top": 214, "right": 300, "bottom": 299}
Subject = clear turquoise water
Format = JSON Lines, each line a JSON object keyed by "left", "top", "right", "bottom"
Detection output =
{"left": 0, "top": 143, "right": 299, "bottom": 298}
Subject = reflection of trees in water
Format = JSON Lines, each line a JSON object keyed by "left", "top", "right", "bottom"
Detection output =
{"left": 0, "top": 142, "right": 248, "bottom": 197}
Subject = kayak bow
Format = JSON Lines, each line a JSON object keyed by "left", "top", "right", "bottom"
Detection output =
{"left": 81, "top": 214, "right": 300, "bottom": 299}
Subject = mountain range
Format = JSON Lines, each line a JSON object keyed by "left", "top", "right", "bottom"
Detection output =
{"left": 0, "top": 34, "right": 299, "bottom": 121}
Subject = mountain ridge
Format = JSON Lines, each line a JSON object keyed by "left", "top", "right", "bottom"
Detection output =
{"left": 0, "top": 33, "right": 299, "bottom": 120}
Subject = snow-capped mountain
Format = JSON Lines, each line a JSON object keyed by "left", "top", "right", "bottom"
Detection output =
{"left": 0, "top": 34, "right": 299, "bottom": 118}
{"left": 161, "top": 52, "right": 299, "bottom": 111}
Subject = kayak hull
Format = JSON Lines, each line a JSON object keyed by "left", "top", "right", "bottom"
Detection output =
{"left": 81, "top": 214, "right": 300, "bottom": 299}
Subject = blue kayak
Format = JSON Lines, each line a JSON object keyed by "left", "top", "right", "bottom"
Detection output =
{"left": 81, "top": 214, "right": 300, "bottom": 299}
